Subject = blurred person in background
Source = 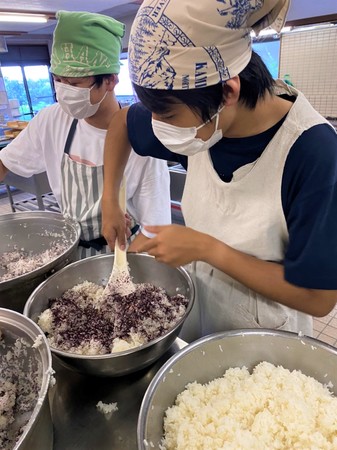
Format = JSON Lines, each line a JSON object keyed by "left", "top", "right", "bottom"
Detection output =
{"left": 0, "top": 10, "right": 171, "bottom": 259}
{"left": 102, "top": 0, "right": 337, "bottom": 341}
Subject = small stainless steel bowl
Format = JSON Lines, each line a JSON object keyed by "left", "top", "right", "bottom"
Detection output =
{"left": 137, "top": 329, "right": 337, "bottom": 449}
{"left": 0, "top": 308, "right": 53, "bottom": 450}
{"left": 24, "top": 253, "right": 195, "bottom": 377}
{"left": 0, "top": 211, "right": 80, "bottom": 312}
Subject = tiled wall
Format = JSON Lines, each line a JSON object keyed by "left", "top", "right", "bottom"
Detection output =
{"left": 279, "top": 27, "right": 337, "bottom": 118}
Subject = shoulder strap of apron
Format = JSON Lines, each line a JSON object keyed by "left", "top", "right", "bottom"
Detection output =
{"left": 64, "top": 119, "right": 78, "bottom": 154}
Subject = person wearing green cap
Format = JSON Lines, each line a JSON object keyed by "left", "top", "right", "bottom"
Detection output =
{"left": 0, "top": 10, "right": 171, "bottom": 258}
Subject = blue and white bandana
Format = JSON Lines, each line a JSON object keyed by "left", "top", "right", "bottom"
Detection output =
{"left": 129, "top": 0, "right": 290, "bottom": 90}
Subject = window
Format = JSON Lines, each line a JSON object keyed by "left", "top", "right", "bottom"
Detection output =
{"left": 252, "top": 39, "right": 280, "bottom": 79}
{"left": 114, "top": 54, "right": 137, "bottom": 107}
{"left": 1, "top": 65, "right": 55, "bottom": 119}
{"left": 0, "top": 45, "right": 55, "bottom": 120}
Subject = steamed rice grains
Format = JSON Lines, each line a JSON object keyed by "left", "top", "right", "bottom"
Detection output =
{"left": 162, "top": 361, "right": 337, "bottom": 450}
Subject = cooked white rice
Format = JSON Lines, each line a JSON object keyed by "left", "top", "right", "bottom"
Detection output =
{"left": 162, "top": 361, "right": 337, "bottom": 450}
{"left": 96, "top": 401, "right": 118, "bottom": 415}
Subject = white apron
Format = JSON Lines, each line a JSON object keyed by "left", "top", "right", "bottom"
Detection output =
{"left": 60, "top": 119, "right": 108, "bottom": 259}
{"left": 180, "top": 81, "right": 330, "bottom": 342}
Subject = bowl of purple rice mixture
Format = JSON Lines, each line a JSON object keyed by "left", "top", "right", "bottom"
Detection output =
{"left": 0, "top": 212, "right": 81, "bottom": 312}
{"left": 23, "top": 253, "right": 195, "bottom": 377}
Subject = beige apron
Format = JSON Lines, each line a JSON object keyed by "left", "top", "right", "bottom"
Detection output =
{"left": 180, "top": 81, "right": 330, "bottom": 342}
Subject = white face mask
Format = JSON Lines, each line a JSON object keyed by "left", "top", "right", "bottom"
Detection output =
{"left": 151, "top": 106, "right": 224, "bottom": 156}
{"left": 54, "top": 81, "right": 108, "bottom": 119}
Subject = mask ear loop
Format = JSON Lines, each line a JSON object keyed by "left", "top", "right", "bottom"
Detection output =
{"left": 89, "top": 85, "right": 108, "bottom": 107}
{"left": 214, "top": 104, "right": 225, "bottom": 130}
{"left": 197, "top": 104, "right": 225, "bottom": 132}
{"left": 195, "top": 110, "right": 217, "bottom": 131}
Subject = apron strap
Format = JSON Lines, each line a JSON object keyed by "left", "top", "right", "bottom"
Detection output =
{"left": 64, "top": 119, "right": 78, "bottom": 155}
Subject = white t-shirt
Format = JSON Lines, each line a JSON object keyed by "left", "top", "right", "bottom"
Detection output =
{"left": 0, "top": 104, "right": 171, "bottom": 237}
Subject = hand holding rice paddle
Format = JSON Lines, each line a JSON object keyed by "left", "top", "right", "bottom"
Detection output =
{"left": 103, "top": 176, "right": 136, "bottom": 297}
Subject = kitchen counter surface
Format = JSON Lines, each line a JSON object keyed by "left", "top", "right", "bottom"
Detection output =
{"left": 49, "top": 338, "right": 187, "bottom": 450}
{"left": 0, "top": 138, "right": 12, "bottom": 149}
{"left": 0, "top": 138, "right": 53, "bottom": 211}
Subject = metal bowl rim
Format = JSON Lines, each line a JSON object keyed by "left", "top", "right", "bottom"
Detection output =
{"left": 0, "top": 210, "right": 70, "bottom": 222}
{"left": 137, "top": 328, "right": 337, "bottom": 443}
{"left": 0, "top": 212, "right": 81, "bottom": 288}
{"left": 0, "top": 308, "right": 53, "bottom": 449}
{"left": 24, "top": 252, "right": 195, "bottom": 359}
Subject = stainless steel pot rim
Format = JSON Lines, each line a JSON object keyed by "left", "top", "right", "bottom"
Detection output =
{"left": 138, "top": 328, "right": 337, "bottom": 416}
{"left": 0, "top": 306, "right": 52, "bottom": 384}
{"left": 0, "top": 305, "right": 52, "bottom": 344}
{"left": 144, "top": 329, "right": 337, "bottom": 376}
{"left": 24, "top": 251, "right": 194, "bottom": 280}
{"left": 0, "top": 308, "right": 53, "bottom": 449}
{"left": 24, "top": 252, "right": 195, "bottom": 360}
{"left": 137, "top": 329, "right": 337, "bottom": 447}
{"left": 0, "top": 212, "right": 81, "bottom": 288}
{"left": 0, "top": 211, "right": 68, "bottom": 222}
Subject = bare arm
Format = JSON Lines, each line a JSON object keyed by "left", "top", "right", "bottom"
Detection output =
{"left": 136, "top": 224, "right": 337, "bottom": 317}
{"left": 208, "top": 236, "right": 337, "bottom": 317}
{"left": 102, "top": 106, "right": 132, "bottom": 250}
{"left": 0, "top": 160, "right": 9, "bottom": 181}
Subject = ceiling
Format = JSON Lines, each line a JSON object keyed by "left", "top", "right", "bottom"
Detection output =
{"left": 0, "top": 0, "right": 336, "bottom": 38}
{"left": 0, "top": 0, "right": 142, "bottom": 36}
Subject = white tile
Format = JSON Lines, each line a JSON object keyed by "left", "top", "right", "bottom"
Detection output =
{"left": 280, "top": 27, "right": 337, "bottom": 117}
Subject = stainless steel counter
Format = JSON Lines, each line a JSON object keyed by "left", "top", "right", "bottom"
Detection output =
{"left": 4, "top": 171, "right": 52, "bottom": 211}
{"left": 0, "top": 138, "right": 12, "bottom": 149}
{"left": 0, "top": 139, "right": 54, "bottom": 211}
{"left": 49, "top": 338, "right": 187, "bottom": 450}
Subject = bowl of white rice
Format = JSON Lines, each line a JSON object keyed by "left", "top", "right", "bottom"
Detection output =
{"left": 23, "top": 253, "right": 194, "bottom": 377}
{"left": 138, "top": 329, "right": 337, "bottom": 450}
{"left": 0, "top": 212, "right": 80, "bottom": 312}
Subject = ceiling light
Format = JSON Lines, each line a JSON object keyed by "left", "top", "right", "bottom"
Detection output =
{"left": 0, "top": 13, "right": 48, "bottom": 23}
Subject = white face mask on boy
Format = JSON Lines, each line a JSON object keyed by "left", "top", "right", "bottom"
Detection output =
{"left": 151, "top": 106, "right": 224, "bottom": 156}
{"left": 54, "top": 81, "right": 107, "bottom": 119}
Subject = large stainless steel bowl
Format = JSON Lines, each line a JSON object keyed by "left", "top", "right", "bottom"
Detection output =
{"left": 0, "top": 308, "right": 53, "bottom": 450}
{"left": 0, "top": 211, "right": 81, "bottom": 312}
{"left": 138, "top": 329, "right": 337, "bottom": 449}
{"left": 24, "top": 253, "right": 195, "bottom": 377}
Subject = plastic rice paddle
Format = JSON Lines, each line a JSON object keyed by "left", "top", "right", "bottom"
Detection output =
{"left": 103, "top": 176, "right": 135, "bottom": 297}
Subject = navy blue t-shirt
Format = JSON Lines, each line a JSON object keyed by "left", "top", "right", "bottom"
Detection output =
{"left": 127, "top": 102, "right": 337, "bottom": 290}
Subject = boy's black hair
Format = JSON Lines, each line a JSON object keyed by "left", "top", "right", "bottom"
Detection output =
{"left": 133, "top": 50, "right": 275, "bottom": 122}
{"left": 93, "top": 74, "right": 114, "bottom": 88}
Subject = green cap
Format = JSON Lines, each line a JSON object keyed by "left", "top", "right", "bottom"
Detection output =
{"left": 51, "top": 10, "right": 125, "bottom": 77}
